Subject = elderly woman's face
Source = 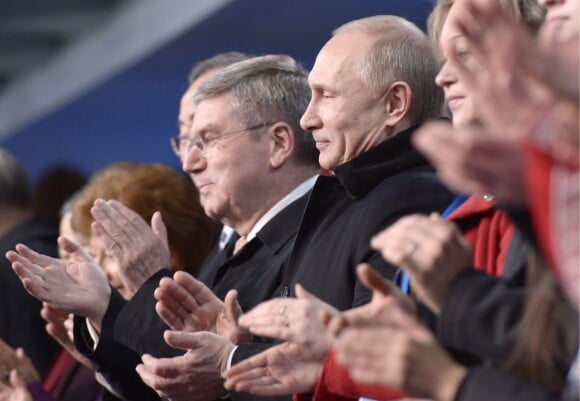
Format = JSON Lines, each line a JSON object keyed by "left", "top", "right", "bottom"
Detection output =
{"left": 434, "top": 3, "right": 480, "bottom": 128}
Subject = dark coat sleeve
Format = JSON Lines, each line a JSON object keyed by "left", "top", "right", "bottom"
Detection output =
{"left": 437, "top": 268, "right": 525, "bottom": 362}
{"left": 73, "top": 289, "right": 161, "bottom": 401}
{"left": 436, "top": 228, "right": 531, "bottom": 362}
{"left": 454, "top": 366, "right": 559, "bottom": 401}
{"left": 113, "top": 269, "right": 181, "bottom": 358}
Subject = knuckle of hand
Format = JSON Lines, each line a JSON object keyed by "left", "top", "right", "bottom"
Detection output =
{"left": 111, "top": 232, "right": 124, "bottom": 244}
{"left": 153, "top": 377, "right": 170, "bottom": 391}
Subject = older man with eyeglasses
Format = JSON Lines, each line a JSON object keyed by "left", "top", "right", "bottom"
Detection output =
{"left": 112, "top": 55, "right": 321, "bottom": 401}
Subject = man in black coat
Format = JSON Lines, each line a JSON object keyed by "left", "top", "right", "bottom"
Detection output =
{"left": 227, "top": 15, "right": 454, "bottom": 386}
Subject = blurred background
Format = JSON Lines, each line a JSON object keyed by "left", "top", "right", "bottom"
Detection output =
{"left": 0, "top": 0, "right": 434, "bottom": 183}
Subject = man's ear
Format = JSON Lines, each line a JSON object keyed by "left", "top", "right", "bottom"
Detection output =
{"left": 383, "top": 81, "right": 412, "bottom": 130}
{"left": 268, "top": 122, "right": 294, "bottom": 169}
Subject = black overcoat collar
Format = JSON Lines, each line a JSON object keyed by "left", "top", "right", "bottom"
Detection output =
{"left": 333, "top": 124, "right": 430, "bottom": 199}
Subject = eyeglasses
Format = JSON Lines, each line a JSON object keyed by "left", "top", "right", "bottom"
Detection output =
{"left": 170, "top": 123, "right": 273, "bottom": 158}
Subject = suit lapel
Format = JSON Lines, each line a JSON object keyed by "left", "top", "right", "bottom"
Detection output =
{"left": 281, "top": 176, "right": 349, "bottom": 295}
{"left": 210, "top": 192, "right": 310, "bottom": 289}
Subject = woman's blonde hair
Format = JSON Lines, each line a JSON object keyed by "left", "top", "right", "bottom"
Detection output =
{"left": 427, "top": 0, "right": 545, "bottom": 59}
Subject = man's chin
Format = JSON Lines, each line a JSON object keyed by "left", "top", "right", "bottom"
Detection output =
{"left": 203, "top": 206, "right": 226, "bottom": 222}
{"left": 318, "top": 150, "right": 337, "bottom": 171}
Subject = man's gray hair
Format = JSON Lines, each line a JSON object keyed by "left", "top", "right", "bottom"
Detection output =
{"left": 0, "top": 148, "right": 31, "bottom": 210}
{"left": 334, "top": 15, "right": 443, "bottom": 125}
{"left": 193, "top": 54, "right": 318, "bottom": 167}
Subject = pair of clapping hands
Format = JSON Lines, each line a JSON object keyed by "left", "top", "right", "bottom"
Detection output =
{"left": 5, "top": 199, "right": 249, "bottom": 401}
{"left": 6, "top": 199, "right": 172, "bottom": 332}
{"left": 222, "top": 264, "right": 411, "bottom": 396}
{"left": 223, "top": 262, "right": 466, "bottom": 401}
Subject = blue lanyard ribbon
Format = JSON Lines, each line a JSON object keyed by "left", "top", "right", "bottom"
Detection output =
{"left": 395, "top": 194, "right": 469, "bottom": 293}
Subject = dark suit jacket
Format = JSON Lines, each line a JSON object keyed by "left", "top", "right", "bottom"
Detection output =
{"left": 113, "top": 193, "right": 310, "bottom": 357}
{"left": 0, "top": 218, "right": 61, "bottom": 378}
{"left": 75, "top": 193, "right": 310, "bottom": 401}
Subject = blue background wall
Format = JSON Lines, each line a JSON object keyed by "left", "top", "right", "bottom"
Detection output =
{"left": 2, "top": 0, "right": 435, "bottom": 182}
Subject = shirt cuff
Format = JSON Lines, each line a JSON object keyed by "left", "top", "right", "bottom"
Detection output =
{"left": 86, "top": 317, "right": 100, "bottom": 351}
{"left": 226, "top": 345, "right": 239, "bottom": 370}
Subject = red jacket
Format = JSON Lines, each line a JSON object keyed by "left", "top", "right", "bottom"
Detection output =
{"left": 524, "top": 137, "right": 579, "bottom": 308}
{"left": 447, "top": 194, "right": 515, "bottom": 277}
